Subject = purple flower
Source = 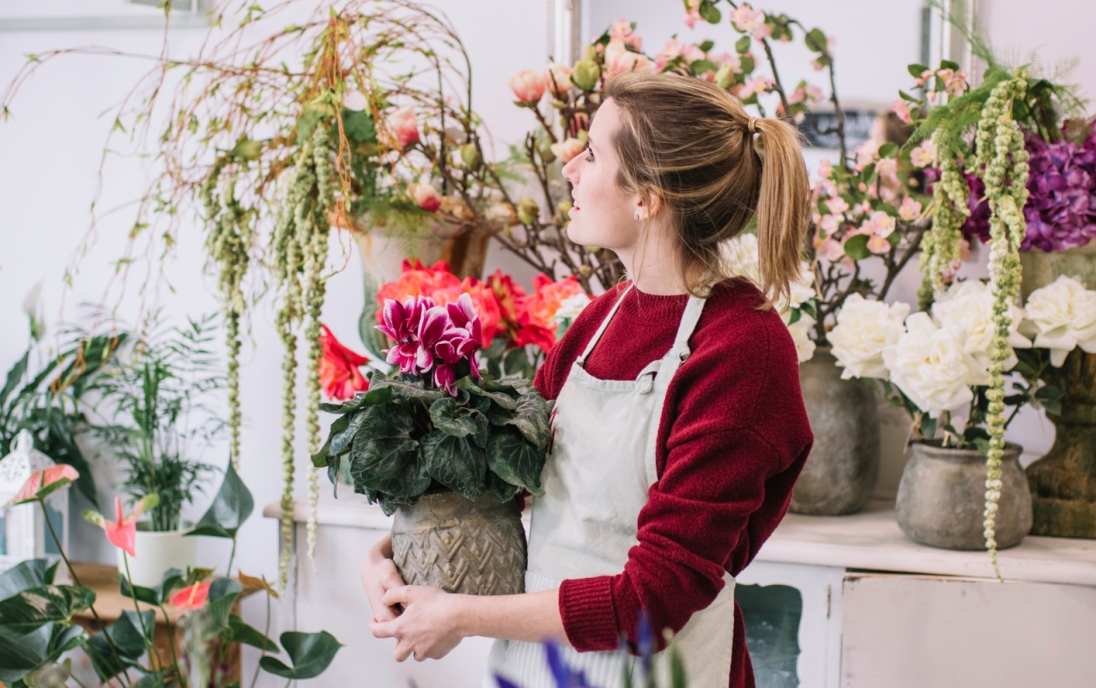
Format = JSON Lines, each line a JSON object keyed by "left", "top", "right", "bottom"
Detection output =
{"left": 960, "top": 119, "right": 1096, "bottom": 252}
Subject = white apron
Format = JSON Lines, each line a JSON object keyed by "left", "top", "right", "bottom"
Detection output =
{"left": 485, "top": 284, "right": 736, "bottom": 688}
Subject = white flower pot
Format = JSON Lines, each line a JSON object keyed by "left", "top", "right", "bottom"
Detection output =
{"left": 117, "top": 522, "right": 197, "bottom": 587}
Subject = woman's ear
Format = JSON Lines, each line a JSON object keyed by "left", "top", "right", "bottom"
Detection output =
{"left": 634, "top": 190, "right": 663, "bottom": 221}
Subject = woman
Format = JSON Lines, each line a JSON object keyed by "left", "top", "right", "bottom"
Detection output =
{"left": 365, "top": 71, "right": 814, "bottom": 688}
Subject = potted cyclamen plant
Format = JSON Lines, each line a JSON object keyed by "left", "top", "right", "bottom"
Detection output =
{"left": 314, "top": 293, "right": 552, "bottom": 595}
{"left": 827, "top": 279, "right": 1061, "bottom": 553}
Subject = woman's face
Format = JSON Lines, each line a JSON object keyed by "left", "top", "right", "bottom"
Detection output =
{"left": 562, "top": 98, "right": 646, "bottom": 252}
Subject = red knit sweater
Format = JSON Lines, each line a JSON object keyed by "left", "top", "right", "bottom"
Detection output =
{"left": 533, "top": 278, "right": 813, "bottom": 688}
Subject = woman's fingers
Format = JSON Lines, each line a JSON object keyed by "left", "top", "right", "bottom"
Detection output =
{"left": 382, "top": 585, "right": 411, "bottom": 607}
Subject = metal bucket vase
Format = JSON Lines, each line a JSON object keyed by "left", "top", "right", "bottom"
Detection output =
{"left": 896, "top": 441, "right": 1032, "bottom": 550}
{"left": 790, "top": 348, "right": 880, "bottom": 515}
{"left": 391, "top": 490, "right": 526, "bottom": 595}
{"left": 1021, "top": 242, "right": 1096, "bottom": 538}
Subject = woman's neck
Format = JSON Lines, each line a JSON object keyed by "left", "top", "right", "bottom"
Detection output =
{"left": 615, "top": 221, "right": 689, "bottom": 296}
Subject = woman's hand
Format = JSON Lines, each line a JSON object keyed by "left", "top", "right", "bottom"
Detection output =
{"left": 360, "top": 534, "right": 405, "bottom": 623}
{"left": 370, "top": 586, "right": 467, "bottom": 661}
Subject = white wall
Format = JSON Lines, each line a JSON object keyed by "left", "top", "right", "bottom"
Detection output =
{"left": 0, "top": 1, "right": 547, "bottom": 683}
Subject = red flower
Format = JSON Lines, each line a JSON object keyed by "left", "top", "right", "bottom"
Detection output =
{"left": 318, "top": 325, "right": 370, "bottom": 400}
{"left": 170, "top": 581, "right": 212, "bottom": 610}
{"left": 518, "top": 274, "right": 588, "bottom": 352}
{"left": 486, "top": 269, "right": 527, "bottom": 344}
{"left": 5, "top": 464, "right": 80, "bottom": 507}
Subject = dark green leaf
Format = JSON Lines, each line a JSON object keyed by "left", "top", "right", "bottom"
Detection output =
{"left": 698, "top": 40, "right": 714, "bottom": 53}
{"left": 0, "top": 586, "right": 95, "bottom": 631}
{"left": 186, "top": 460, "right": 253, "bottom": 539}
{"left": 208, "top": 577, "right": 243, "bottom": 631}
{"left": 368, "top": 452, "right": 431, "bottom": 501}
{"left": 805, "top": 28, "right": 827, "bottom": 53}
{"left": 227, "top": 614, "right": 280, "bottom": 653}
{"left": 0, "top": 560, "right": 54, "bottom": 602}
{"left": 940, "top": 59, "right": 960, "bottom": 71}
{"left": 340, "top": 108, "right": 376, "bottom": 143}
{"left": 908, "top": 63, "right": 929, "bottom": 79}
{"left": 117, "top": 579, "right": 159, "bottom": 607}
{"left": 739, "top": 56, "right": 756, "bottom": 75}
{"left": 488, "top": 471, "right": 522, "bottom": 503}
{"left": 505, "top": 394, "right": 552, "bottom": 448}
{"left": 697, "top": 0, "right": 720, "bottom": 24}
{"left": 843, "top": 234, "right": 871, "bottom": 260}
{"left": 132, "top": 672, "right": 166, "bottom": 688}
{"left": 372, "top": 376, "right": 445, "bottom": 403}
{"left": 0, "top": 624, "right": 52, "bottom": 684}
{"left": 259, "top": 630, "right": 343, "bottom": 679}
{"left": 421, "top": 432, "right": 486, "bottom": 501}
{"left": 919, "top": 413, "right": 937, "bottom": 439}
{"left": 735, "top": 36, "right": 751, "bottom": 54}
{"left": 878, "top": 142, "right": 899, "bottom": 159}
{"left": 689, "top": 59, "right": 718, "bottom": 76}
{"left": 456, "top": 376, "right": 517, "bottom": 410}
{"left": 502, "top": 347, "right": 530, "bottom": 377}
{"left": 487, "top": 429, "right": 545, "bottom": 496}
{"left": 0, "top": 351, "right": 29, "bottom": 410}
{"left": 429, "top": 398, "right": 487, "bottom": 441}
{"left": 85, "top": 610, "right": 154, "bottom": 680}
{"left": 312, "top": 414, "right": 351, "bottom": 469}
{"left": 318, "top": 386, "right": 392, "bottom": 414}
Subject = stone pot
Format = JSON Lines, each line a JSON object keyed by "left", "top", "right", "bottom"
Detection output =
{"left": 896, "top": 441, "right": 1032, "bottom": 550}
{"left": 117, "top": 522, "right": 197, "bottom": 587}
{"left": 391, "top": 490, "right": 526, "bottom": 595}
{"left": 790, "top": 348, "right": 880, "bottom": 515}
{"left": 1021, "top": 241, "right": 1096, "bottom": 538}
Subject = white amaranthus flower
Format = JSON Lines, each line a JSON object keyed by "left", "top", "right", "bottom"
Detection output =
{"left": 829, "top": 293, "right": 910, "bottom": 380}
{"left": 881, "top": 312, "right": 985, "bottom": 419}
{"left": 1020, "top": 275, "right": 1096, "bottom": 367}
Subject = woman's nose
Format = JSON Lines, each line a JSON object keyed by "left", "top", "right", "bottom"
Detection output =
{"left": 562, "top": 156, "right": 579, "bottom": 184}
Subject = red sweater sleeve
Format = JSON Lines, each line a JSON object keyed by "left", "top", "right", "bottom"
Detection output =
{"left": 550, "top": 280, "right": 812, "bottom": 658}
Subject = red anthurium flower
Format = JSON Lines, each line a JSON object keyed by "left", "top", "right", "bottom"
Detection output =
{"left": 170, "top": 581, "right": 212, "bottom": 610}
{"left": 318, "top": 325, "right": 371, "bottom": 400}
{"left": 5, "top": 464, "right": 80, "bottom": 508}
{"left": 83, "top": 494, "right": 159, "bottom": 558}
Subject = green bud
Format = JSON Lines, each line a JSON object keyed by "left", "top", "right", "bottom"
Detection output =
{"left": 556, "top": 201, "right": 572, "bottom": 221}
{"left": 715, "top": 64, "right": 735, "bottom": 90}
{"left": 517, "top": 197, "right": 540, "bottom": 225}
{"left": 460, "top": 144, "right": 481, "bottom": 170}
{"left": 572, "top": 59, "right": 601, "bottom": 91}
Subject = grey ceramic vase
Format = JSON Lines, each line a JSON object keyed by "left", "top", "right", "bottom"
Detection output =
{"left": 896, "top": 441, "right": 1033, "bottom": 550}
{"left": 791, "top": 348, "right": 880, "bottom": 515}
{"left": 391, "top": 490, "right": 526, "bottom": 595}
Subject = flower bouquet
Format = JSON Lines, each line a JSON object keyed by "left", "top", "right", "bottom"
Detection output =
{"left": 313, "top": 292, "right": 553, "bottom": 595}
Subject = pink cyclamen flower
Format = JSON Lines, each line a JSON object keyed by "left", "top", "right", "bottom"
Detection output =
{"left": 170, "top": 581, "right": 211, "bottom": 610}
{"left": 899, "top": 197, "right": 923, "bottom": 222}
{"left": 388, "top": 106, "right": 420, "bottom": 149}
{"left": 891, "top": 98, "right": 913, "bottom": 124}
{"left": 509, "top": 70, "right": 547, "bottom": 103}
{"left": 83, "top": 495, "right": 159, "bottom": 558}
{"left": 378, "top": 295, "right": 437, "bottom": 375}
{"left": 5, "top": 464, "right": 80, "bottom": 507}
{"left": 411, "top": 182, "right": 441, "bottom": 212}
{"left": 546, "top": 63, "right": 573, "bottom": 95}
{"left": 550, "top": 138, "right": 587, "bottom": 164}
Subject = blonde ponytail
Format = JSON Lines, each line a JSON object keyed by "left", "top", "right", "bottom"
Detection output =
{"left": 605, "top": 72, "right": 810, "bottom": 307}
{"left": 751, "top": 116, "right": 810, "bottom": 307}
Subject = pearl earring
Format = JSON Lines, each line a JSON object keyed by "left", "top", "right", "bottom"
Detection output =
{"left": 634, "top": 213, "right": 640, "bottom": 221}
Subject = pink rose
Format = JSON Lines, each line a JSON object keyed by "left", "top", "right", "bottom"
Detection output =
{"left": 411, "top": 182, "right": 441, "bottom": 212}
{"left": 388, "top": 106, "right": 420, "bottom": 149}
{"left": 546, "top": 63, "right": 572, "bottom": 95}
{"left": 509, "top": 69, "right": 547, "bottom": 103}
{"left": 550, "top": 137, "right": 587, "bottom": 164}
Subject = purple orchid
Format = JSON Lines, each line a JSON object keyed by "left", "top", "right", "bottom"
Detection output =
{"left": 960, "top": 119, "right": 1096, "bottom": 252}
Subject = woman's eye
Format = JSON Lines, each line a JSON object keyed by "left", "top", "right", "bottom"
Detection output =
{"left": 585, "top": 149, "right": 594, "bottom": 162}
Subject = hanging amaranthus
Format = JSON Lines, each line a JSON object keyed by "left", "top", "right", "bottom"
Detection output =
{"left": 918, "top": 128, "right": 970, "bottom": 310}
{"left": 973, "top": 69, "right": 1030, "bottom": 580}
{"left": 201, "top": 161, "right": 253, "bottom": 470}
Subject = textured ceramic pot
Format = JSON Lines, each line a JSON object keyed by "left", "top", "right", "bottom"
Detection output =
{"left": 896, "top": 441, "right": 1032, "bottom": 550}
{"left": 391, "top": 490, "right": 526, "bottom": 595}
{"left": 790, "top": 349, "right": 880, "bottom": 515}
{"left": 1021, "top": 242, "right": 1096, "bottom": 538}
{"left": 117, "top": 522, "right": 197, "bottom": 587}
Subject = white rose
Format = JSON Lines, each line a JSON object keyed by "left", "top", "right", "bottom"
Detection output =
{"left": 550, "top": 293, "right": 593, "bottom": 327}
{"left": 828, "top": 294, "right": 910, "bottom": 379}
{"left": 881, "top": 312, "right": 984, "bottom": 418}
{"left": 1021, "top": 275, "right": 1096, "bottom": 367}
{"left": 722, "top": 233, "right": 761, "bottom": 285}
{"left": 932, "top": 279, "right": 1029, "bottom": 379}
{"left": 785, "top": 313, "right": 817, "bottom": 363}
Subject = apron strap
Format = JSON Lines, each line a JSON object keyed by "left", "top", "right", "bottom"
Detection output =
{"left": 667, "top": 294, "right": 707, "bottom": 366}
{"left": 577, "top": 283, "right": 634, "bottom": 366}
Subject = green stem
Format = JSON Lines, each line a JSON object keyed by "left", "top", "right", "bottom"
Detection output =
{"left": 158, "top": 601, "right": 183, "bottom": 683}
{"left": 122, "top": 554, "right": 157, "bottom": 673}
{"left": 227, "top": 537, "right": 238, "bottom": 577}
{"left": 248, "top": 588, "right": 272, "bottom": 688}
{"left": 39, "top": 499, "right": 133, "bottom": 688}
